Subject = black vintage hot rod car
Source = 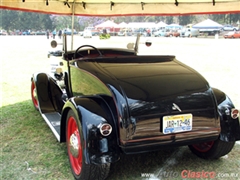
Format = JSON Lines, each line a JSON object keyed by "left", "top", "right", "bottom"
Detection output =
{"left": 31, "top": 35, "right": 240, "bottom": 180}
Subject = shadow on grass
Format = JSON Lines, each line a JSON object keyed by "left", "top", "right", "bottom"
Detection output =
{"left": 109, "top": 148, "right": 206, "bottom": 180}
{"left": 1, "top": 100, "right": 240, "bottom": 180}
{"left": 1, "top": 100, "right": 72, "bottom": 180}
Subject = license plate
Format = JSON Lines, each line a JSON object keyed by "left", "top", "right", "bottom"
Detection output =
{"left": 162, "top": 114, "right": 192, "bottom": 134}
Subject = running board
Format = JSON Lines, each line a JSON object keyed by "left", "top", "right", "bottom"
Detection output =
{"left": 42, "top": 112, "right": 61, "bottom": 142}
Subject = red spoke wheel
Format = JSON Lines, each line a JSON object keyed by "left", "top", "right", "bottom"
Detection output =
{"left": 31, "top": 80, "right": 39, "bottom": 110}
{"left": 67, "top": 115, "right": 82, "bottom": 175}
{"left": 191, "top": 141, "right": 214, "bottom": 153}
{"left": 189, "top": 139, "right": 235, "bottom": 159}
{"left": 66, "top": 110, "right": 111, "bottom": 180}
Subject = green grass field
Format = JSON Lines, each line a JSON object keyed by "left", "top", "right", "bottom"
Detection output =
{"left": 1, "top": 35, "right": 240, "bottom": 180}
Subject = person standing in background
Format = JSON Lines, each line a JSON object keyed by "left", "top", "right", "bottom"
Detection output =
{"left": 58, "top": 29, "right": 62, "bottom": 39}
{"left": 52, "top": 29, "right": 56, "bottom": 39}
{"left": 46, "top": 30, "right": 49, "bottom": 39}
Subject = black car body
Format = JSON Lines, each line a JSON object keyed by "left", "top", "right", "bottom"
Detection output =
{"left": 31, "top": 35, "right": 240, "bottom": 180}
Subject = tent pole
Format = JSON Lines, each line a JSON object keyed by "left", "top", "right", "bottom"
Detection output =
{"left": 71, "top": 0, "right": 75, "bottom": 50}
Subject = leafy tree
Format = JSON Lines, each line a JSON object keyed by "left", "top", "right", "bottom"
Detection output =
{"left": 210, "top": 14, "right": 226, "bottom": 24}
{"left": 41, "top": 14, "right": 53, "bottom": 30}
{"left": 51, "top": 15, "right": 77, "bottom": 31}
{"left": 179, "top": 15, "right": 195, "bottom": 26}
{"left": 0, "top": 10, "right": 53, "bottom": 32}
{"left": 78, "top": 16, "right": 106, "bottom": 30}
{"left": 228, "top": 14, "right": 240, "bottom": 24}
{"left": 210, "top": 13, "right": 240, "bottom": 24}
{"left": 1, "top": 9, "right": 239, "bottom": 33}
{"left": 165, "top": 16, "right": 174, "bottom": 24}
{"left": 0, "top": 10, "right": 19, "bottom": 31}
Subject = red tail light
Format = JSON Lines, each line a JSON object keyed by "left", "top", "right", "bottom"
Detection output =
{"left": 99, "top": 123, "right": 112, "bottom": 136}
{"left": 231, "top": 109, "right": 239, "bottom": 119}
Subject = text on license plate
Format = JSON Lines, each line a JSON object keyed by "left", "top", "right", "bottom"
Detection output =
{"left": 162, "top": 114, "right": 192, "bottom": 134}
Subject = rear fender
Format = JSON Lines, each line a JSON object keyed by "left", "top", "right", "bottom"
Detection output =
{"left": 212, "top": 88, "right": 240, "bottom": 141}
{"left": 61, "top": 96, "right": 120, "bottom": 164}
{"left": 32, "top": 72, "right": 64, "bottom": 113}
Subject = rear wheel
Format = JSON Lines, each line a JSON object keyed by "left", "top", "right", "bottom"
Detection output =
{"left": 66, "top": 110, "right": 110, "bottom": 180}
{"left": 31, "top": 79, "right": 39, "bottom": 110}
{"left": 188, "top": 138, "right": 235, "bottom": 159}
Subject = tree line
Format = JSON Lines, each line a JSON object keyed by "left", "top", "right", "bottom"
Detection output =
{"left": 0, "top": 9, "right": 239, "bottom": 33}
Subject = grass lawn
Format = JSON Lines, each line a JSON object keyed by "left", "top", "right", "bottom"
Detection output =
{"left": 1, "top": 35, "right": 240, "bottom": 180}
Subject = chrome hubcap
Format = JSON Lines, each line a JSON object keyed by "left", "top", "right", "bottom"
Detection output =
{"left": 69, "top": 133, "right": 79, "bottom": 157}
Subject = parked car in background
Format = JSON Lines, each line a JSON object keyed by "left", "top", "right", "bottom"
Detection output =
{"left": 172, "top": 30, "right": 181, "bottom": 37}
{"left": 12, "top": 30, "right": 22, "bottom": 35}
{"left": 83, "top": 29, "right": 92, "bottom": 38}
{"left": 133, "top": 29, "right": 145, "bottom": 36}
{"left": 166, "top": 30, "right": 180, "bottom": 37}
{"left": 224, "top": 31, "right": 240, "bottom": 38}
{"left": 223, "top": 24, "right": 239, "bottom": 31}
{"left": 154, "top": 29, "right": 167, "bottom": 37}
{"left": 117, "top": 30, "right": 126, "bottom": 36}
{"left": 0, "top": 30, "right": 8, "bottom": 35}
{"left": 35, "top": 31, "right": 47, "bottom": 35}
{"left": 22, "top": 30, "right": 31, "bottom": 35}
{"left": 91, "top": 30, "right": 100, "bottom": 36}
{"left": 181, "top": 28, "right": 199, "bottom": 37}
{"left": 84, "top": 26, "right": 99, "bottom": 36}
{"left": 64, "top": 29, "right": 78, "bottom": 35}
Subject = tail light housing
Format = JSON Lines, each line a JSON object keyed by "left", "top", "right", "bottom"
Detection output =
{"left": 99, "top": 123, "right": 112, "bottom": 136}
{"left": 231, "top": 109, "right": 239, "bottom": 119}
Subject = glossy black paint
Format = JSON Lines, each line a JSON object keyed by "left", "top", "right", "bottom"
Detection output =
{"left": 212, "top": 88, "right": 240, "bottom": 141}
{"left": 68, "top": 55, "right": 222, "bottom": 153}
{"left": 32, "top": 72, "right": 63, "bottom": 113}
{"left": 61, "top": 97, "right": 120, "bottom": 164}
{"left": 34, "top": 49, "right": 240, "bottom": 161}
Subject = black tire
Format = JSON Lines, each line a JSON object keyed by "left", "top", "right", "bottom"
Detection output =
{"left": 188, "top": 138, "right": 235, "bottom": 159}
{"left": 66, "top": 110, "right": 110, "bottom": 180}
{"left": 31, "top": 79, "right": 39, "bottom": 111}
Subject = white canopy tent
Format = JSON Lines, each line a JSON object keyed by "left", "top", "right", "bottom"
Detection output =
{"left": 1, "top": 0, "right": 240, "bottom": 16}
{"left": 127, "top": 22, "right": 158, "bottom": 28}
{"left": 1, "top": 0, "right": 239, "bottom": 49}
{"left": 116, "top": 22, "right": 128, "bottom": 28}
{"left": 95, "top": 20, "right": 118, "bottom": 28}
{"left": 193, "top": 19, "right": 224, "bottom": 29}
{"left": 166, "top": 23, "right": 183, "bottom": 29}
{"left": 157, "top": 21, "right": 168, "bottom": 28}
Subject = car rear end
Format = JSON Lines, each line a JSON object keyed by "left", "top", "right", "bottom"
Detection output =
{"left": 123, "top": 88, "right": 220, "bottom": 153}
{"left": 99, "top": 56, "right": 221, "bottom": 153}
{"left": 75, "top": 54, "right": 236, "bottom": 155}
